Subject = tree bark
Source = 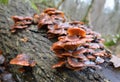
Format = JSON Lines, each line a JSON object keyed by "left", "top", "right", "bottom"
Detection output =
{"left": 0, "top": 0, "right": 120, "bottom": 82}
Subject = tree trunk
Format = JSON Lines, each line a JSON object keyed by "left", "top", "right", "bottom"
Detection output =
{"left": 0, "top": 0, "right": 120, "bottom": 82}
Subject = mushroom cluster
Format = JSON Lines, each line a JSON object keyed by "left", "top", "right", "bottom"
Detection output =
{"left": 36, "top": 8, "right": 65, "bottom": 28}
{"left": 33, "top": 8, "right": 67, "bottom": 38}
{"left": 51, "top": 26, "right": 111, "bottom": 70}
{"left": 11, "top": 16, "right": 33, "bottom": 32}
{"left": 10, "top": 8, "right": 111, "bottom": 71}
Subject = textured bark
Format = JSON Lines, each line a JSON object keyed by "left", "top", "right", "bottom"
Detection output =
{"left": 0, "top": 0, "right": 120, "bottom": 82}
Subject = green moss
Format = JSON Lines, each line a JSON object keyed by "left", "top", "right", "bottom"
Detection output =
{"left": 104, "top": 40, "right": 116, "bottom": 47}
{"left": 30, "top": 0, "right": 55, "bottom": 7}
{"left": 104, "top": 34, "right": 120, "bottom": 47}
{"left": 30, "top": 2, "right": 39, "bottom": 13}
{"left": 81, "top": 19, "right": 89, "bottom": 24}
{"left": 40, "top": 0, "right": 55, "bottom": 7}
{"left": 0, "top": 0, "right": 8, "bottom": 5}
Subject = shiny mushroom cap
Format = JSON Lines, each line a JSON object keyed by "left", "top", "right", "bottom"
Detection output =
{"left": 11, "top": 16, "right": 24, "bottom": 23}
{"left": 44, "top": 8, "right": 56, "bottom": 13}
{"left": 10, "top": 54, "right": 36, "bottom": 67}
{"left": 67, "top": 27, "right": 86, "bottom": 37}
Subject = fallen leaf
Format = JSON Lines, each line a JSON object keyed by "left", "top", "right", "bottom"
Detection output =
{"left": 110, "top": 55, "right": 120, "bottom": 68}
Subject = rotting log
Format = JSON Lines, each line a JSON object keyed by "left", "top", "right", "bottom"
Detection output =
{"left": 0, "top": 0, "right": 120, "bottom": 82}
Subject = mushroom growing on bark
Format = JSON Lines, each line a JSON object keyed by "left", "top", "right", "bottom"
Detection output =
{"left": 10, "top": 8, "right": 111, "bottom": 71}
{"left": 10, "top": 54, "right": 36, "bottom": 67}
{"left": 50, "top": 17, "right": 111, "bottom": 70}
{"left": 11, "top": 16, "right": 33, "bottom": 33}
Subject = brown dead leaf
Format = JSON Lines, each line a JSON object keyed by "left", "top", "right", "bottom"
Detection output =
{"left": 110, "top": 55, "right": 120, "bottom": 68}
{"left": 20, "top": 37, "right": 28, "bottom": 42}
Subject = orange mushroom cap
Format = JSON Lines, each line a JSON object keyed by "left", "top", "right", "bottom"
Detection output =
{"left": 58, "top": 35, "right": 79, "bottom": 42}
{"left": 51, "top": 41, "right": 63, "bottom": 51}
{"left": 44, "top": 8, "right": 56, "bottom": 13}
{"left": 66, "top": 63, "right": 84, "bottom": 71}
{"left": 10, "top": 54, "right": 36, "bottom": 67}
{"left": 38, "top": 14, "right": 53, "bottom": 28}
{"left": 72, "top": 54, "right": 89, "bottom": 61}
{"left": 55, "top": 52, "right": 72, "bottom": 58}
{"left": 11, "top": 16, "right": 24, "bottom": 23}
{"left": 67, "top": 57, "right": 85, "bottom": 67}
{"left": 67, "top": 27, "right": 86, "bottom": 37}
{"left": 52, "top": 60, "right": 65, "bottom": 68}
{"left": 62, "top": 38, "right": 87, "bottom": 50}
{"left": 86, "top": 55, "right": 96, "bottom": 60}
{"left": 72, "top": 48, "right": 87, "bottom": 56}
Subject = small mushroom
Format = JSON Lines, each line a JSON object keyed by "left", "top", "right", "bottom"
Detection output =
{"left": 38, "top": 14, "right": 53, "bottom": 28}
{"left": 62, "top": 38, "right": 87, "bottom": 50}
{"left": 47, "top": 10, "right": 64, "bottom": 17}
{"left": 47, "top": 28, "right": 67, "bottom": 35}
{"left": 11, "top": 25, "right": 28, "bottom": 29}
{"left": 44, "top": 8, "right": 56, "bottom": 13}
{"left": 52, "top": 60, "right": 65, "bottom": 68}
{"left": 66, "top": 63, "right": 84, "bottom": 71}
{"left": 88, "top": 43, "right": 100, "bottom": 49}
{"left": 86, "top": 55, "right": 96, "bottom": 61}
{"left": 47, "top": 23, "right": 70, "bottom": 38}
{"left": 51, "top": 41, "right": 63, "bottom": 51}
{"left": 11, "top": 16, "right": 24, "bottom": 23}
{"left": 10, "top": 54, "right": 36, "bottom": 67}
{"left": 23, "top": 17, "right": 33, "bottom": 21}
{"left": 58, "top": 35, "right": 79, "bottom": 42}
{"left": 72, "top": 54, "right": 88, "bottom": 61}
{"left": 67, "top": 57, "right": 85, "bottom": 67}
{"left": 53, "top": 22, "right": 70, "bottom": 30}
{"left": 57, "top": 52, "right": 72, "bottom": 57}
{"left": 54, "top": 50, "right": 72, "bottom": 58}
{"left": 72, "top": 48, "right": 87, "bottom": 56}
{"left": 86, "top": 49, "right": 95, "bottom": 54}
{"left": 11, "top": 15, "right": 33, "bottom": 33}
{"left": 33, "top": 14, "right": 40, "bottom": 24}
{"left": 67, "top": 27, "right": 86, "bottom": 37}
{"left": 93, "top": 51, "right": 105, "bottom": 57}
{"left": 11, "top": 16, "right": 32, "bottom": 23}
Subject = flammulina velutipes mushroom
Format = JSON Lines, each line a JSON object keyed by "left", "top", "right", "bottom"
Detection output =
{"left": 51, "top": 27, "right": 111, "bottom": 70}
{"left": 10, "top": 54, "right": 36, "bottom": 67}
{"left": 10, "top": 8, "right": 111, "bottom": 71}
